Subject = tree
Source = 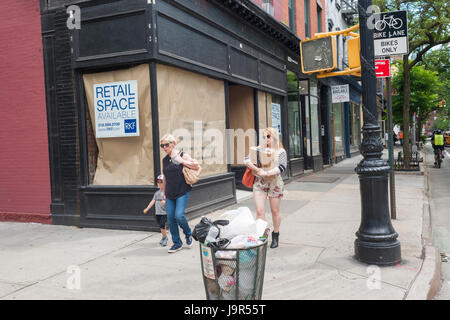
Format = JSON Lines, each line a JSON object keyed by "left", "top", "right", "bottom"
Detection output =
{"left": 374, "top": 0, "right": 450, "bottom": 167}
{"left": 392, "top": 63, "right": 441, "bottom": 140}
{"left": 422, "top": 45, "right": 450, "bottom": 106}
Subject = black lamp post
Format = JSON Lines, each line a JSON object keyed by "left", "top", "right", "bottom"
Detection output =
{"left": 354, "top": 0, "right": 401, "bottom": 265}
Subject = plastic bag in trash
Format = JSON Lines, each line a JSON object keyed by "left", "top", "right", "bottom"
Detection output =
{"left": 215, "top": 250, "right": 237, "bottom": 260}
{"left": 228, "top": 235, "right": 260, "bottom": 249}
{"left": 192, "top": 216, "right": 229, "bottom": 244}
{"left": 218, "top": 207, "right": 267, "bottom": 240}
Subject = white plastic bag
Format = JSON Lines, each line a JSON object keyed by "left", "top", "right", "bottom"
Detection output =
{"left": 218, "top": 207, "right": 267, "bottom": 240}
{"left": 227, "top": 235, "right": 260, "bottom": 249}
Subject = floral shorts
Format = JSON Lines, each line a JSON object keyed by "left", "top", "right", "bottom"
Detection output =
{"left": 253, "top": 175, "right": 284, "bottom": 199}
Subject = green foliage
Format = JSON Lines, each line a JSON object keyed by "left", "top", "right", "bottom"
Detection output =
{"left": 391, "top": 61, "right": 441, "bottom": 126}
{"left": 422, "top": 45, "right": 450, "bottom": 105}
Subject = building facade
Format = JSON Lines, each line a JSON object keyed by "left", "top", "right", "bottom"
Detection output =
{"left": 0, "top": 1, "right": 52, "bottom": 224}
{"left": 1, "top": 0, "right": 363, "bottom": 229}
{"left": 252, "top": 0, "right": 329, "bottom": 171}
{"left": 325, "top": 0, "right": 362, "bottom": 162}
{"left": 37, "top": 0, "right": 308, "bottom": 231}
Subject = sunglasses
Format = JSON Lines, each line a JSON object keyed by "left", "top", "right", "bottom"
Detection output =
{"left": 160, "top": 142, "right": 171, "bottom": 148}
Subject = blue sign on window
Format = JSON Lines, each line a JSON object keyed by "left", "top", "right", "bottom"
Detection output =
{"left": 124, "top": 119, "right": 137, "bottom": 133}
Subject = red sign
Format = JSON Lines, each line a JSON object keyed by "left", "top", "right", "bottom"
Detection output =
{"left": 375, "top": 59, "right": 390, "bottom": 78}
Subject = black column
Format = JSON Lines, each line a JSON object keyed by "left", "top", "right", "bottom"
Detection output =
{"left": 354, "top": 0, "right": 401, "bottom": 265}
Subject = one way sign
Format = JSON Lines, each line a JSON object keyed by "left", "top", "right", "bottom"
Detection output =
{"left": 373, "top": 10, "right": 408, "bottom": 57}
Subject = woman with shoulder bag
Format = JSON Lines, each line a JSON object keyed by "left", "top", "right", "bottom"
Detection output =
{"left": 243, "top": 128, "right": 287, "bottom": 249}
{"left": 160, "top": 134, "right": 199, "bottom": 253}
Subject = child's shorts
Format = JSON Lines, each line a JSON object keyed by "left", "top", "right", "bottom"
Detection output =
{"left": 253, "top": 175, "right": 284, "bottom": 199}
{"left": 155, "top": 214, "right": 167, "bottom": 229}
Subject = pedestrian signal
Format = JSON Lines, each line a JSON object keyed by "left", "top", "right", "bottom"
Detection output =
{"left": 300, "top": 36, "right": 337, "bottom": 74}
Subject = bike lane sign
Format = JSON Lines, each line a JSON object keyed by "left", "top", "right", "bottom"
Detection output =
{"left": 373, "top": 10, "right": 408, "bottom": 57}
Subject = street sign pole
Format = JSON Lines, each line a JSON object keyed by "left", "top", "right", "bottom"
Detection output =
{"left": 354, "top": 0, "right": 401, "bottom": 266}
{"left": 387, "top": 72, "right": 397, "bottom": 220}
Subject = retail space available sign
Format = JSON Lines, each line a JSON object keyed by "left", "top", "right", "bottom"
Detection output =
{"left": 375, "top": 59, "right": 390, "bottom": 78}
{"left": 373, "top": 10, "right": 408, "bottom": 56}
{"left": 94, "top": 80, "right": 139, "bottom": 138}
{"left": 331, "top": 84, "right": 349, "bottom": 103}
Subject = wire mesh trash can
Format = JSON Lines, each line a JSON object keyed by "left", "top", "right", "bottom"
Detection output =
{"left": 200, "top": 240, "right": 268, "bottom": 300}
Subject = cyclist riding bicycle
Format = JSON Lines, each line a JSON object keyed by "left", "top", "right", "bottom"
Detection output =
{"left": 431, "top": 129, "right": 445, "bottom": 165}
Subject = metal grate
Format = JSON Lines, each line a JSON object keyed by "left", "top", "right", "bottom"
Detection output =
{"left": 201, "top": 241, "right": 268, "bottom": 300}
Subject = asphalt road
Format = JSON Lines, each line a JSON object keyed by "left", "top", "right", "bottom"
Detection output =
{"left": 426, "top": 144, "right": 450, "bottom": 299}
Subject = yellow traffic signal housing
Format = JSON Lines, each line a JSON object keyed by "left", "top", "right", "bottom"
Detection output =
{"left": 347, "top": 37, "right": 360, "bottom": 69}
{"left": 300, "top": 36, "right": 337, "bottom": 74}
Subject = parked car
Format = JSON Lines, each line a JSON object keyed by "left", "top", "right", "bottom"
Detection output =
{"left": 424, "top": 129, "right": 434, "bottom": 137}
{"left": 445, "top": 131, "right": 450, "bottom": 146}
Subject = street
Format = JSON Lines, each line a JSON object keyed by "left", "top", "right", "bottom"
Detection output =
{"left": 424, "top": 143, "right": 450, "bottom": 300}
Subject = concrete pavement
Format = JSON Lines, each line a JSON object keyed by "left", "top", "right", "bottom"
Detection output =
{"left": 0, "top": 150, "right": 439, "bottom": 300}
{"left": 423, "top": 143, "right": 450, "bottom": 300}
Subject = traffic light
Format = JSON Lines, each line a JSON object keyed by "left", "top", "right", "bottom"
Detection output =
{"left": 300, "top": 36, "right": 337, "bottom": 74}
{"left": 347, "top": 37, "right": 360, "bottom": 69}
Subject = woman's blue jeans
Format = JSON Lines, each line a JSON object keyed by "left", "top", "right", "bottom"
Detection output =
{"left": 165, "top": 192, "right": 192, "bottom": 247}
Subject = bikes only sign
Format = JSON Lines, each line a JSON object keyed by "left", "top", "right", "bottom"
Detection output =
{"left": 373, "top": 10, "right": 408, "bottom": 56}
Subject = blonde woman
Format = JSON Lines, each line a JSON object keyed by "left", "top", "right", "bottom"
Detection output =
{"left": 160, "top": 134, "right": 199, "bottom": 253}
{"left": 244, "top": 128, "right": 287, "bottom": 248}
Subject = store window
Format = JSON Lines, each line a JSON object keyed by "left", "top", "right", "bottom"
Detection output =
{"left": 287, "top": 71, "right": 302, "bottom": 158}
{"left": 332, "top": 103, "right": 345, "bottom": 156}
{"left": 157, "top": 64, "right": 228, "bottom": 176}
{"left": 271, "top": 95, "right": 283, "bottom": 140}
{"left": 83, "top": 64, "right": 154, "bottom": 185}
{"left": 350, "top": 102, "right": 360, "bottom": 148}
{"left": 310, "top": 96, "right": 320, "bottom": 156}
{"left": 258, "top": 91, "right": 283, "bottom": 146}
{"left": 309, "top": 80, "right": 320, "bottom": 156}
{"left": 229, "top": 85, "right": 255, "bottom": 166}
{"left": 304, "top": 95, "right": 311, "bottom": 156}
{"left": 299, "top": 79, "right": 310, "bottom": 156}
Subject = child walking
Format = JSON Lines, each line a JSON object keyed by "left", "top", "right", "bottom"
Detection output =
{"left": 143, "top": 175, "right": 168, "bottom": 246}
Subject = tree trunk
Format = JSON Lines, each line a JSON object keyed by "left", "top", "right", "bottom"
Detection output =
{"left": 402, "top": 55, "right": 411, "bottom": 168}
{"left": 416, "top": 118, "right": 423, "bottom": 148}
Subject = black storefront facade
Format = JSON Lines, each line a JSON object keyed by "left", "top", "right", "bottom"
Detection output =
{"left": 40, "top": 0, "right": 314, "bottom": 231}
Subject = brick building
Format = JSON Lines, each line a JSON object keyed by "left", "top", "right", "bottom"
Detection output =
{"left": 0, "top": 1, "right": 52, "bottom": 223}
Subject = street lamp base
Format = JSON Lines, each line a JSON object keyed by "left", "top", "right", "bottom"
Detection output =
{"left": 354, "top": 239, "right": 401, "bottom": 266}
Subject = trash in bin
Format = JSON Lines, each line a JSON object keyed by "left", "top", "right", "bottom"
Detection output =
{"left": 195, "top": 207, "right": 269, "bottom": 300}
{"left": 192, "top": 216, "right": 229, "bottom": 244}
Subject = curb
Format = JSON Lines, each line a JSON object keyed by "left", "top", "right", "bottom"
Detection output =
{"left": 404, "top": 150, "right": 441, "bottom": 300}
{"left": 405, "top": 245, "right": 441, "bottom": 300}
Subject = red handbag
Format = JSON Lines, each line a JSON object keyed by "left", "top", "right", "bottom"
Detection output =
{"left": 242, "top": 167, "right": 255, "bottom": 188}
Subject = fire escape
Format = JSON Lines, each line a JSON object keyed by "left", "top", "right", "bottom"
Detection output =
{"left": 341, "top": 0, "right": 358, "bottom": 25}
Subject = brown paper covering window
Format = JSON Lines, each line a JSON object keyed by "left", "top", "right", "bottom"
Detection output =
{"left": 83, "top": 64, "right": 154, "bottom": 185}
{"left": 157, "top": 64, "right": 227, "bottom": 177}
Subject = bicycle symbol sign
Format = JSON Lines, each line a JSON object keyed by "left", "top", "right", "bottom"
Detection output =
{"left": 373, "top": 10, "right": 408, "bottom": 57}
{"left": 374, "top": 15, "right": 403, "bottom": 32}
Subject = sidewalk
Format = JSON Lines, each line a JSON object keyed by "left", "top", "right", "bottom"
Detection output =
{"left": 0, "top": 152, "right": 437, "bottom": 300}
